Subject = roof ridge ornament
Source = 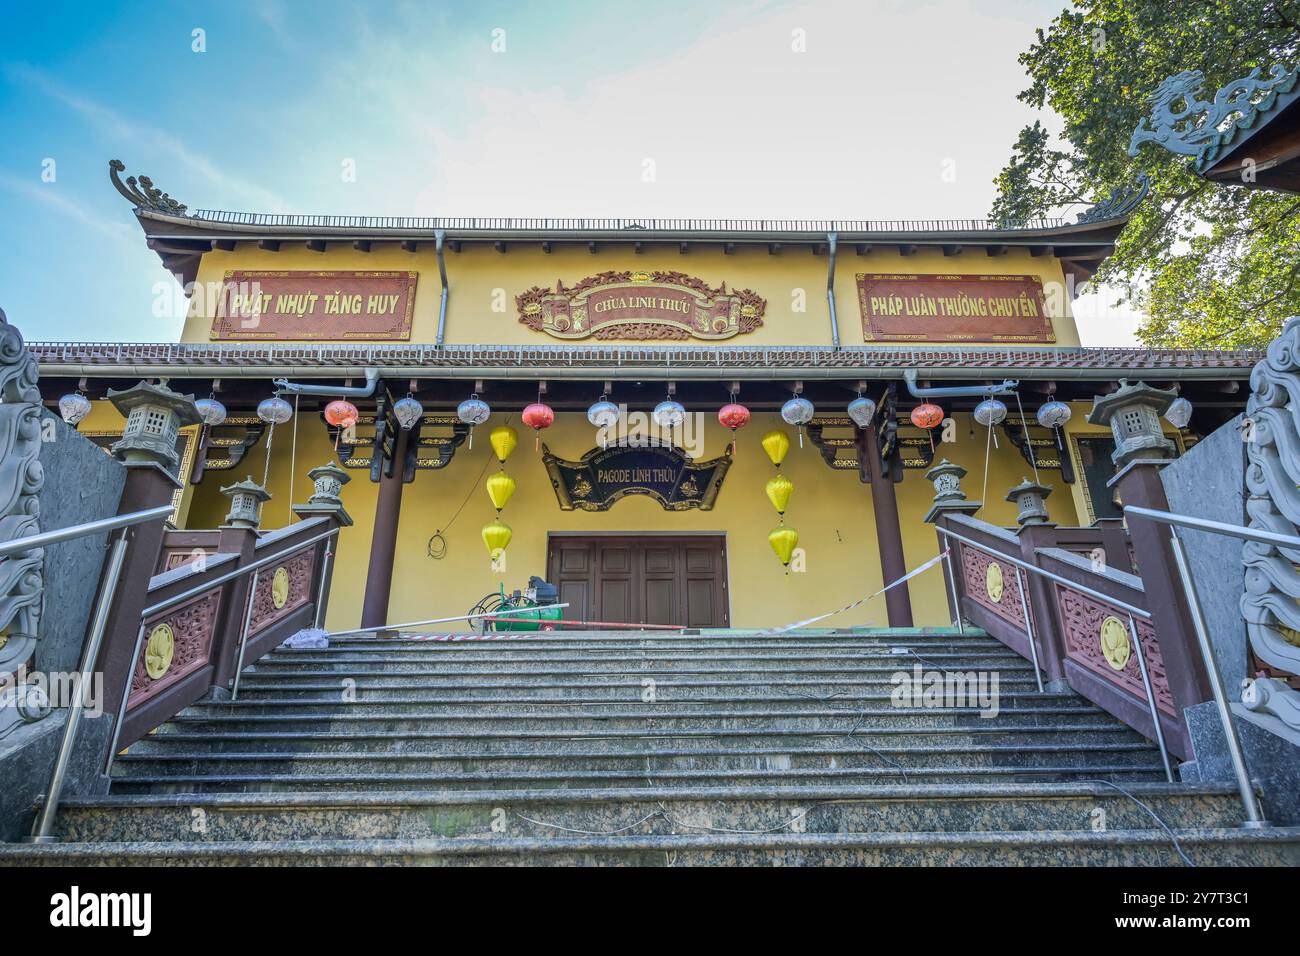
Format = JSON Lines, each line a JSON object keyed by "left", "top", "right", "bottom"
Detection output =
{"left": 108, "top": 159, "right": 188, "bottom": 215}
{"left": 1128, "top": 64, "right": 1298, "bottom": 168}
{"left": 1076, "top": 173, "right": 1151, "bottom": 224}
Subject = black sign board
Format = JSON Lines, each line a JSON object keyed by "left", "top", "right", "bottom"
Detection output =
{"left": 542, "top": 442, "right": 732, "bottom": 511}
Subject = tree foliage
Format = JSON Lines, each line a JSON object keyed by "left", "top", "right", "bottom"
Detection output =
{"left": 991, "top": 0, "right": 1300, "bottom": 348}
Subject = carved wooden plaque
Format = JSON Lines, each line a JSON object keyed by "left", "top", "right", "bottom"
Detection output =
{"left": 211, "top": 271, "right": 416, "bottom": 341}
{"left": 857, "top": 273, "right": 1054, "bottom": 343}
{"left": 517, "top": 271, "right": 764, "bottom": 341}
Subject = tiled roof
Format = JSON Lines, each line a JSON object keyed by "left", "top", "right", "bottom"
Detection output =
{"left": 29, "top": 341, "right": 1261, "bottom": 374}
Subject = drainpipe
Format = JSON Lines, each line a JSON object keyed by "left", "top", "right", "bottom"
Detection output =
{"left": 435, "top": 228, "right": 449, "bottom": 348}
{"left": 273, "top": 367, "right": 381, "bottom": 398}
{"left": 903, "top": 368, "right": 1017, "bottom": 399}
{"left": 826, "top": 232, "right": 840, "bottom": 351}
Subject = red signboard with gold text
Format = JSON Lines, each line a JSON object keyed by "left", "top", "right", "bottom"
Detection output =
{"left": 856, "top": 273, "right": 1054, "bottom": 344}
{"left": 211, "top": 271, "right": 417, "bottom": 341}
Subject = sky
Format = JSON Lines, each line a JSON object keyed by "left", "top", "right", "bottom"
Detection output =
{"left": 0, "top": 0, "right": 1142, "bottom": 345}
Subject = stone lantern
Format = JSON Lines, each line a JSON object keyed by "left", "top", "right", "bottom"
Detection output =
{"left": 923, "top": 459, "right": 982, "bottom": 523}
{"left": 106, "top": 379, "right": 202, "bottom": 470}
{"left": 1086, "top": 379, "right": 1177, "bottom": 467}
{"left": 292, "top": 461, "right": 353, "bottom": 527}
{"left": 1005, "top": 477, "right": 1053, "bottom": 526}
{"left": 220, "top": 476, "right": 271, "bottom": 529}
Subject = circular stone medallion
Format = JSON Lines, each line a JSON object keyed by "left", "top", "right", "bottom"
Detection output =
{"left": 145, "top": 623, "right": 175, "bottom": 679}
{"left": 271, "top": 567, "right": 290, "bottom": 610}
{"left": 985, "top": 562, "right": 1004, "bottom": 603}
{"left": 1099, "top": 615, "right": 1131, "bottom": 671}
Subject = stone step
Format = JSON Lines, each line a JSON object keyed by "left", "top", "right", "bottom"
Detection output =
{"left": 112, "top": 740, "right": 1163, "bottom": 778}
{"left": 106, "top": 762, "right": 1171, "bottom": 793}
{"left": 164, "top": 703, "right": 1118, "bottom": 727}
{"left": 324, "top": 628, "right": 988, "bottom": 646}
{"left": 226, "top": 680, "right": 1056, "bottom": 701}
{"left": 245, "top": 655, "right": 1034, "bottom": 676}
{"left": 48, "top": 782, "right": 1250, "bottom": 842}
{"left": 9, "top": 827, "right": 1295, "bottom": 866}
{"left": 128, "top": 721, "right": 1146, "bottom": 755}
{"left": 266, "top": 644, "right": 1014, "bottom": 663}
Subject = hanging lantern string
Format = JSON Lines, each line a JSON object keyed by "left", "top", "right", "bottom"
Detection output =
{"left": 288, "top": 393, "right": 300, "bottom": 524}
{"left": 262, "top": 421, "right": 276, "bottom": 490}
{"left": 1013, "top": 390, "right": 1041, "bottom": 486}
{"left": 979, "top": 405, "right": 993, "bottom": 519}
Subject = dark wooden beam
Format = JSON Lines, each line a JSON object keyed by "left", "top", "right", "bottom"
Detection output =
{"left": 352, "top": 240, "right": 371, "bottom": 253}
{"left": 494, "top": 241, "right": 507, "bottom": 254}
{"left": 401, "top": 240, "right": 419, "bottom": 253}
{"left": 588, "top": 241, "right": 598, "bottom": 254}
{"left": 679, "top": 242, "right": 689, "bottom": 254}
{"left": 634, "top": 242, "right": 644, "bottom": 254}
{"left": 258, "top": 239, "right": 280, "bottom": 252}
{"left": 541, "top": 241, "right": 553, "bottom": 254}
{"left": 898, "top": 244, "right": 917, "bottom": 256}
{"left": 985, "top": 244, "right": 1008, "bottom": 256}
{"left": 768, "top": 243, "right": 781, "bottom": 255}
{"left": 942, "top": 244, "right": 963, "bottom": 257}
{"left": 448, "top": 240, "right": 462, "bottom": 253}
{"left": 306, "top": 239, "right": 326, "bottom": 253}
{"left": 856, "top": 244, "right": 872, "bottom": 255}
{"left": 724, "top": 242, "right": 735, "bottom": 255}
{"left": 813, "top": 243, "right": 828, "bottom": 256}
{"left": 211, "top": 239, "right": 236, "bottom": 252}
{"left": 1029, "top": 245, "right": 1053, "bottom": 257}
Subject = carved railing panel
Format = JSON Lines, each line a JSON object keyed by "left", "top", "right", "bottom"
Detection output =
{"left": 1241, "top": 315, "right": 1300, "bottom": 734}
{"left": 0, "top": 310, "right": 44, "bottom": 679}
{"left": 1056, "top": 584, "right": 1175, "bottom": 717}
{"left": 960, "top": 544, "right": 1027, "bottom": 628}
{"left": 127, "top": 589, "right": 222, "bottom": 710}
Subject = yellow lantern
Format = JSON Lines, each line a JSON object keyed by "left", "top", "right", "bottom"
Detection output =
{"left": 489, "top": 425, "right": 518, "bottom": 464}
{"left": 765, "top": 474, "right": 794, "bottom": 515}
{"left": 762, "top": 429, "right": 790, "bottom": 468}
{"left": 768, "top": 525, "right": 799, "bottom": 566}
{"left": 481, "top": 519, "right": 512, "bottom": 558}
{"left": 485, "top": 472, "right": 517, "bottom": 512}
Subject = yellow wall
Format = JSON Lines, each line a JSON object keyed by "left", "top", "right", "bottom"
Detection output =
{"left": 160, "top": 237, "right": 1089, "bottom": 630}
{"left": 176, "top": 408, "right": 1080, "bottom": 632}
{"left": 183, "top": 242, "right": 1080, "bottom": 347}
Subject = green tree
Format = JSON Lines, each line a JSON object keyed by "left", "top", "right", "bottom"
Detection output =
{"left": 991, "top": 0, "right": 1300, "bottom": 348}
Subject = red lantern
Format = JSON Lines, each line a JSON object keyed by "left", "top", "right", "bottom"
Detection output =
{"left": 718, "top": 402, "right": 750, "bottom": 454}
{"left": 324, "top": 399, "right": 359, "bottom": 428}
{"left": 521, "top": 402, "right": 555, "bottom": 449}
{"left": 910, "top": 403, "right": 944, "bottom": 430}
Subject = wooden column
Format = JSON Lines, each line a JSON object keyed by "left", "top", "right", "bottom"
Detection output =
{"left": 361, "top": 426, "right": 410, "bottom": 629}
{"left": 858, "top": 425, "right": 913, "bottom": 627}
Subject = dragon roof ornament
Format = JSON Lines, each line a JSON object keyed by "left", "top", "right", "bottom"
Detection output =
{"left": 1076, "top": 173, "right": 1151, "bottom": 224}
{"left": 109, "top": 159, "right": 188, "bottom": 215}
{"left": 1129, "top": 64, "right": 1299, "bottom": 169}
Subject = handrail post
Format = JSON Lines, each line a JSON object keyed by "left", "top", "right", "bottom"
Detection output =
{"left": 25, "top": 530, "right": 131, "bottom": 843}
{"left": 104, "top": 621, "right": 147, "bottom": 777}
{"left": 942, "top": 549, "right": 964, "bottom": 635}
{"left": 1168, "top": 528, "right": 1269, "bottom": 827}
{"left": 230, "top": 569, "right": 261, "bottom": 701}
{"left": 1126, "top": 612, "right": 1174, "bottom": 783}
{"left": 1012, "top": 568, "right": 1044, "bottom": 693}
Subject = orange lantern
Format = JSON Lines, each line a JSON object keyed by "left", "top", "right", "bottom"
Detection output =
{"left": 324, "top": 399, "right": 359, "bottom": 450}
{"left": 910, "top": 403, "right": 944, "bottom": 430}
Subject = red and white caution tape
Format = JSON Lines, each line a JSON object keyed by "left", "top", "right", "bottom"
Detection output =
{"left": 770, "top": 549, "right": 949, "bottom": 633}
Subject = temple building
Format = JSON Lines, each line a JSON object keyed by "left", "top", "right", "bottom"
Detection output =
{"left": 32, "top": 162, "right": 1255, "bottom": 633}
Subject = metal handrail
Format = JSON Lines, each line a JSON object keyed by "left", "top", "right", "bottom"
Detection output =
{"left": 1123, "top": 505, "right": 1273, "bottom": 828}
{"left": 105, "top": 523, "right": 340, "bottom": 774}
{"left": 934, "top": 523, "right": 1173, "bottom": 782}
{"left": 16, "top": 504, "right": 177, "bottom": 843}
{"left": 934, "top": 525, "right": 1151, "bottom": 619}
{"left": 0, "top": 504, "right": 174, "bottom": 561}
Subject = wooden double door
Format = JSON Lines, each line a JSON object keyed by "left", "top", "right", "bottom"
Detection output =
{"left": 546, "top": 535, "right": 729, "bottom": 628}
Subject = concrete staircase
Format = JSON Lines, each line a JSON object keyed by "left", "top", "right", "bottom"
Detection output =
{"left": 5, "top": 628, "right": 1299, "bottom": 865}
